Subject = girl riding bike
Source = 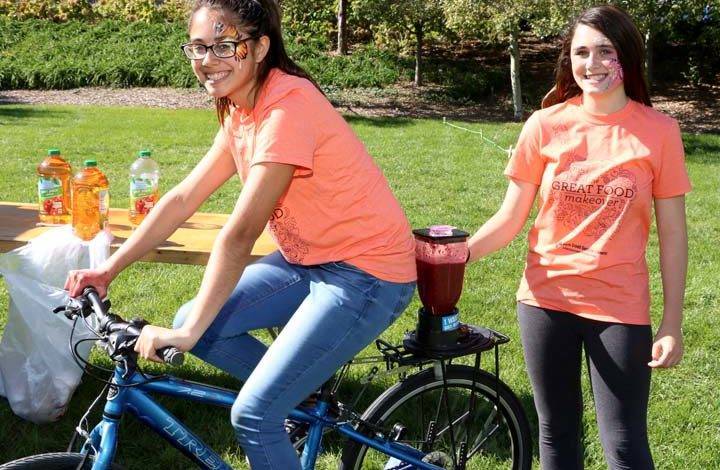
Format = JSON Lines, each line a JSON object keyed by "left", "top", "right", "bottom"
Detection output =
{"left": 65, "top": 1, "right": 416, "bottom": 468}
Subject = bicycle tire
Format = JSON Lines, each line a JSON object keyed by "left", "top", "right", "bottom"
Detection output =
{"left": 340, "top": 365, "right": 532, "bottom": 470}
{"left": 0, "top": 452, "right": 124, "bottom": 470}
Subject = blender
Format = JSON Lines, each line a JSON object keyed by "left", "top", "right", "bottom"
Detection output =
{"left": 404, "top": 225, "right": 492, "bottom": 356}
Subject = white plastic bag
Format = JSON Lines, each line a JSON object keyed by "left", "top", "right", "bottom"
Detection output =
{"left": 0, "top": 225, "right": 112, "bottom": 423}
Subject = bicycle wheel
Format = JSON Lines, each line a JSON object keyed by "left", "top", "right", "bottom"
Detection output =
{"left": 340, "top": 365, "right": 532, "bottom": 470}
{"left": 0, "top": 452, "right": 124, "bottom": 470}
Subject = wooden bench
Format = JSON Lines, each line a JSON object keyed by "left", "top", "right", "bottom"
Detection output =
{"left": 0, "top": 201, "right": 277, "bottom": 264}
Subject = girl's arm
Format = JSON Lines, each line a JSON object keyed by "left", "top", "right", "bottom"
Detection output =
{"left": 648, "top": 195, "right": 688, "bottom": 368}
{"left": 66, "top": 135, "right": 237, "bottom": 297}
{"left": 104, "top": 138, "right": 238, "bottom": 278}
{"left": 135, "top": 162, "right": 295, "bottom": 360}
{"left": 467, "top": 179, "right": 539, "bottom": 263}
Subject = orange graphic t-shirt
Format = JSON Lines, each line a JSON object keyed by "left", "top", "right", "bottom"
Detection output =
{"left": 218, "top": 69, "right": 416, "bottom": 283}
{"left": 505, "top": 96, "right": 691, "bottom": 325}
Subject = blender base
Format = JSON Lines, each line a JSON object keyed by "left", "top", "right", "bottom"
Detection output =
{"left": 403, "top": 323, "right": 495, "bottom": 359}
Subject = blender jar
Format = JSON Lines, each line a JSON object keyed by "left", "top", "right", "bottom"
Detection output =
{"left": 413, "top": 225, "right": 470, "bottom": 316}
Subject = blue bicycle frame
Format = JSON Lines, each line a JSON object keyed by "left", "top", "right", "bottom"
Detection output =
{"left": 81, "top": 364, "right": 443, "bottom": 470}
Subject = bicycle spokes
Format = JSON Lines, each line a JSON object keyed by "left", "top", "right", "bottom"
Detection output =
{"left": 359, "top": 380, "right": 517, "bottom": 469}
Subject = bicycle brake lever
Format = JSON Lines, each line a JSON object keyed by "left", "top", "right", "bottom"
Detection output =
{"left": 53, "top": 304, "right": 82, "bottom": 320}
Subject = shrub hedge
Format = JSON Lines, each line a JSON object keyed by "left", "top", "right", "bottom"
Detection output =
{"left": 0, "top": 18, "right": 503, "bottom": 99}
{"left": 0, "top": 18, "right": 409, "bottom": 90}
{"left": 0, "top": 19, "right": 195, "bottom": 88}
{"left": 0, "top": 0, "right": 189, "bottom": 22}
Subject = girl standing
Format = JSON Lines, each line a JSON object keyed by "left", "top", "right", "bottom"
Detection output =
{"left": 66, "top": 1, "right": 416, "bottom": 468}
{"left": 467, "top": 6, "right": 690, "bottom": 469}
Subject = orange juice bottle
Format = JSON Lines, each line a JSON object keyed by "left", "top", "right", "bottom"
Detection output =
{"left": 37, "top": 148, "right": 72, "bottom": 224}
{"left": 71, "top": 159, "right": 110, "bottom": 241}
{"left": 129, "top": 149, "right": 160, "bottom": 227}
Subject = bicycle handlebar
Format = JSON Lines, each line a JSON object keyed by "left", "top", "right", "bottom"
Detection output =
{"left": 71, "top": 287, "right": 185, "bottom": 366}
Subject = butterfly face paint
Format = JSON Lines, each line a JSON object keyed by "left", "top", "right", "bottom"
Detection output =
{"left": 213, "top": 22, "right": 250, "bottom": 62}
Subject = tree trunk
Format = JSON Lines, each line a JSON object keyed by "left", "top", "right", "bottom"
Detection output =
{"left": 509, "top": 29, "right": 523, "bottom": 120}
{"left": 414, "top": 21, "right": 423, "bottom": 87}
{"left": 644, "top": 28, "right": 653, "bottom": 86}
{"left": 337, "top": 0, "right": 348, "bottom": 55}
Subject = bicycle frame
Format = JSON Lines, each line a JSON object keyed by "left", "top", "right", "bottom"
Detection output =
{"left": 80, "top": 364, "right": 444, "bottom": 470}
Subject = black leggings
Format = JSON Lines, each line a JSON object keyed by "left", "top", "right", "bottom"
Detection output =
{"left": 517, "top": 303, "right": 654, "bottom": 470}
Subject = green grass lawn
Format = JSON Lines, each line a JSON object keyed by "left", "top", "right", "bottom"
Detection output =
{"left": 0, "top": 104, "right": 718, "bottom": 469}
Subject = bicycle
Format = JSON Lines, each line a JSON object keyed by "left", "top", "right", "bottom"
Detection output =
{"left": 0, "top": 287, "right": 532, "bottom": 469}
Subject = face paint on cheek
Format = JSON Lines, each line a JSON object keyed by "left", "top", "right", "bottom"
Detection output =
{"left": 219, "top": 26, "right": 247, "bottom": 62}
{"left": 235, "top": 42, "right": 248, "bottom": 62}
{"left": 604, "top": 58, "right": 624, "bottom": 91}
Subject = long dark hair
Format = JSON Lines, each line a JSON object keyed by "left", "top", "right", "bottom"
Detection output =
{"left": 191, "top": 0, "right": 322, "bottom": 122}
{"left": 544, "top": 5, "right": 651, "bottom": 108}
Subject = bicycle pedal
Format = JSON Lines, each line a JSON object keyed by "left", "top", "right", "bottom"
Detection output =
{"left": 284, "top": 419, "right": 307, "bottom": 444}
{"left": 391, "top": 423, "right": 407, "bottom": 441}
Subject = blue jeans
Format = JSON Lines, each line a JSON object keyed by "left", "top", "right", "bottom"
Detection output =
{"left": 173, "top": 251, "right": 415, "bottom": 469}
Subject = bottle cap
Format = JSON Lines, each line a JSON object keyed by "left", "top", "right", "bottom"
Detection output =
{"left": 47, "top": 148, "right": 61, "bottom": 156}
{"left": 138, "top": 149, "right": 152, "bottom": 158}
{"left": 84, "top": 159, "right": 98, "bottom": 167}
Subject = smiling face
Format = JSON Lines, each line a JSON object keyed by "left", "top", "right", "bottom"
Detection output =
{"left": 570, "top": 24, "right": 625, "bottom": 98}
{"left": 188, "top": 7, "right": 264, "bottom": 106}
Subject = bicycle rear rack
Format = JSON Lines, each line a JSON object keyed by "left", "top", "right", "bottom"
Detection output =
{"left": 329, "top": 324, "right": 512, "bottom": 470}
{"left": 371, "top": 325, "right": 511, "bottom": 470}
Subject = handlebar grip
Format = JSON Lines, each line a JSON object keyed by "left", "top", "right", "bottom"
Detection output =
{"left": 158, "top": 347, "right": 185, "bottom": 366}
{"left": 83, "top": 287, "right": 108, "bottom": 317}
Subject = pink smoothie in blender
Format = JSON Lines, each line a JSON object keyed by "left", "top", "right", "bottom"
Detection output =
{"left": 410, "top": 225, "right": 470, "bottom": 350}
{"left": 405, "top": 226, "right": 495, "bottom": 356}
{"left": 415, "top": 225, "right": 468, "bottom": 315}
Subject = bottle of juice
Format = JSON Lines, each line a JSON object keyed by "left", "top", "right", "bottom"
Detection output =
{"left": 37, "top": 148, "right": 72, "bottom": 224}
{"left": 71, "top": 159, "right": 110, "bottom": 241}
{"left": 129, "top": 149, "right": 160, "bottom": 227}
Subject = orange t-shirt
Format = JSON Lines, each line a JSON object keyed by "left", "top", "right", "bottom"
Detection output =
{"left": 218, "top": 69, "right": 416, "bottom": 283}
{"left": 505, "top": 97, "right": 691, "bottom": 325}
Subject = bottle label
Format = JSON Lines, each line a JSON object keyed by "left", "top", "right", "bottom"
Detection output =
{"left": 98, "top": 189, "right": 109, "bottom": 229}
{"left": 130, "top": 177, "right": 157, "bottom": 215}
{"left": 130, "top": 177, "right": 154, "bottom": 197}
{"left": 38, "top": 176, "right": 65, "bottom": 215}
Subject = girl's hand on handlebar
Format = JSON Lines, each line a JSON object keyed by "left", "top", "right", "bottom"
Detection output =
{"left": 135, "top": 325, "right": 194, "bottom": 363}
{"left": 65, "top": 267, "right": 113, "bottom": 298}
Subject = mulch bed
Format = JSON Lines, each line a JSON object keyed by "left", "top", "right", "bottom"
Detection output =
{"left": 1, "top": 82, "right": 718, "bottom": 134}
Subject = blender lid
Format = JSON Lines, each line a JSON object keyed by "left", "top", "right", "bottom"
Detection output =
{"left": 413, "top": 226, "right": 470, "bottom": 243}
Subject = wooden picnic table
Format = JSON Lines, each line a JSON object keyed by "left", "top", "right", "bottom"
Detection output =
{"left": 0, "top": 201, "right": 277, "bottom": 265}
